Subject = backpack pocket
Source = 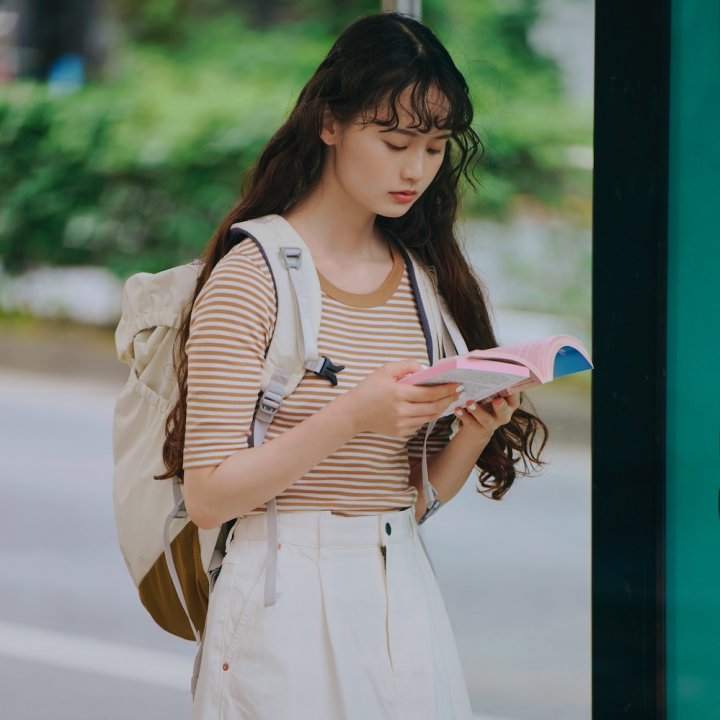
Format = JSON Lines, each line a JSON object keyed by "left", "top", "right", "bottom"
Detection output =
{"left": 132, "top": 325, "right": 178, "bottom": 402}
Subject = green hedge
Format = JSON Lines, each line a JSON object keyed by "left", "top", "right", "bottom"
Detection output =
{"left": 0, "top": 10, "right": 591, "bottom": 277}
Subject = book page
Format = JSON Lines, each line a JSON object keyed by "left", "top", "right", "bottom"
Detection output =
{"left": 469, "top": 334, "right": 590, "bottom": 382}
{"left": 423, "top": 369, "right": 528, "bottom": 417}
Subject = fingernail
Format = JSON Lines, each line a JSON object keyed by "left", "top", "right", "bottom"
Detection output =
{"left": 454, "top": 409, "right": 463, "bottom": 416}
{"left": 455, "top": 384, "right": 465, "bottom": 393}
{"left": 468, "top": 403, "right": 477, "bottom": 411}
{"left": 496, "top": 399, "right": 506, "bottom": 407}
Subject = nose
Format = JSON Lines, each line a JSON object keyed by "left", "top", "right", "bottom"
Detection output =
{"left": 400, "top": 148, "right": 425, "bottom": 183}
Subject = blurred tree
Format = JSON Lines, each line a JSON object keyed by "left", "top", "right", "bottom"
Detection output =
{"left": 108, "top": 0, "right": 380, "bottom": 38}
{"left": 0, "top": 1, "right": 590, "bottom": 276}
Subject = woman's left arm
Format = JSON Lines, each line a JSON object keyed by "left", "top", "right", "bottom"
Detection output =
{"left": 408, "top": 393, "right": 521, "bottom": 524}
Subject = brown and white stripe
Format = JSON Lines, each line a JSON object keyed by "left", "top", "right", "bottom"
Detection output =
{"left": 183, "top": 239, "right": 452, "bottom": 517}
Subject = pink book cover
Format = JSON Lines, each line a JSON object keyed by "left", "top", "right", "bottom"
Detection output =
{"left": 398, "top": 334, "right": 592, "bottom": 417}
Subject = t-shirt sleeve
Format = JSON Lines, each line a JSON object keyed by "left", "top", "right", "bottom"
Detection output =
{"left": 406, "top": 415, "right": 455, "bottom": 466}
{"left": 182, "top": 242, "right": 276, "bottom": 469}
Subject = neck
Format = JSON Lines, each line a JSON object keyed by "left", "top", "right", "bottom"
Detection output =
{"left": 284, "top": 172, "right": 387, "bottom": 263}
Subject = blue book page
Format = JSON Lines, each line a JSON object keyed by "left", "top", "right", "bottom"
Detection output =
{"left": 552, "top": 346, "right": 593, "bottom": 378}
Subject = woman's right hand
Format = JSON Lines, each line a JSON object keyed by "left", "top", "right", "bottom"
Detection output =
{"left": 343, "top": 359, "right": 463, "bottom": 438}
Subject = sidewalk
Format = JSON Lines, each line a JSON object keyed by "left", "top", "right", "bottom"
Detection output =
{"left": 0, "top": 318, "right": 126, "bottom": 385}
{"left": 1, "top": 319, "right": 590, "bottom": 720}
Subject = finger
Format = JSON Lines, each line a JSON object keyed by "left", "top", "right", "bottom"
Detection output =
{"left": 403, "top": 396, "right": 455, "bottom": 420}
{"left": 490, "top": 396, "right": 517, "bottom": 421}
{"left": 454, "top": 408, "right": 498, "bottom": 441}
{"left": 462, "top": 401, "right": 497, "bottom": 427}
{"left": 458, "top": 401, "right": 509, "bottom": 433}
{"left": 388, "top": 359, "right": 424, "bottom": 380}
{"left": 470, "top": 398, "right": 514, "bottom": 427}
{"left": 475, "top": 397, "right": 504, "bottom": 417}
{"left": 453, "top": 407, "right": 488, "bottom": 430}
{"left": 463, "top": 399, "right": 509, "bottom": 430}
{"left": 400, "top": 382, "right": 463, "bottom": 403}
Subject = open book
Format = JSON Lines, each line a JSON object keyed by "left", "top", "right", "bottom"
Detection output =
{"left": 398, "top": 334, "right": 593, "bottom": 417}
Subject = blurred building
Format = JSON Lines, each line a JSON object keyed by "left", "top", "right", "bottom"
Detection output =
{"left": 10, "top": 0, "right": 104, "bottom": 84}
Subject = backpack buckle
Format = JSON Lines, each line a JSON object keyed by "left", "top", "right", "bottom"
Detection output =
{"left": 281, "top": 247, "right": 302, "bottom": 270}
{"left": 171, "top": 496, "right": 188, "bottom": 520}
{"left": 312, "top": 356, "right": 345, "bottom": 386}
{"left": 259, "top": 389, "right": 283, "bottom": 417}
{"left": 417, "top": 486, "right": 441, "bottom": 525}
{"left": 418, "top": 498, "right": 441, "bottom": 525}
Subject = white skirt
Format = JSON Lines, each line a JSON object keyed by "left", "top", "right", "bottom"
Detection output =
{"left": 191, "top": 505, "right": 473, "bottom": 720}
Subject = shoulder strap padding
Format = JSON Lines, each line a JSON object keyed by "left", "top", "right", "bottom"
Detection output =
{"left": 230, "top": 214, "right": 322, "bottom": 397}
{"left": 401, "top": 247, "right": 468, "bottom": 363}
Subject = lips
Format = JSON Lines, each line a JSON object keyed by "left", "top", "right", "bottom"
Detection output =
{"left": 390, "top": 190, "right": 417, "bottom": 202}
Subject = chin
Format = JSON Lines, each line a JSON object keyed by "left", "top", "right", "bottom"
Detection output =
{"left": 378, "top": 204, "right": 414, "bottom": 219}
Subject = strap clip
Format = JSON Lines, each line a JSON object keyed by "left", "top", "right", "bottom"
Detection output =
{"left": 172, "top": 499, "right": 188, "bottom": 520}
{"left": 259, "top": 389, "right": 283, "bottom": 416}
{"left": 313, "top": 356, "right": 345, "bottom": 386}
{"left": 418, "top": 485, "right": 441, "bottom": 525}
{"left": 281, "top": 247, "right": 302, "bottom": 270}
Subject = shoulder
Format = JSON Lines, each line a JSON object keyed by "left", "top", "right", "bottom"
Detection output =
{"left": 213, "top": 238, "right": 274, "bottom": 286}
{"left": 190, "top": 239, "right": 277, "bottom": 332}
{"left": 199, "top": 240, "right": 275, "bottom": 302}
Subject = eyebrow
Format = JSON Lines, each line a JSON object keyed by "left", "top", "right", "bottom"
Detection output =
{"left": 389, "top": 128, "right": 452, "bottom": 140}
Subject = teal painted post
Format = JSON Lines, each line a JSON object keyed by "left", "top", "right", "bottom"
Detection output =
{"left": 666, "top": 2, "right": 720, "bottom": 717}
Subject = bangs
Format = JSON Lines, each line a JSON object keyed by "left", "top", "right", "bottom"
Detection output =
{"left": 355, "top": 71, "right": 473, "bottom": 138}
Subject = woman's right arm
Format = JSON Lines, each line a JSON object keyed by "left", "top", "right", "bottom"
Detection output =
{"left": 184, "top": 361, "right": 461, "bottom": 529}
{"left": 184, "top": 386, "right": 353, "bottom": 529}
{"left": 181, "top": 244, "right": 460, "bottom": 529}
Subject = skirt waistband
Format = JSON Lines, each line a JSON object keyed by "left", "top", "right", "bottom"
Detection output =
{"left": 231, "top": 506, "right": 417, "bottom": 549}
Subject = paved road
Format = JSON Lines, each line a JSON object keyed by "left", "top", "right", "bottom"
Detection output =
{"left": 0, "top": 369, "right": 590, "bottom": 720}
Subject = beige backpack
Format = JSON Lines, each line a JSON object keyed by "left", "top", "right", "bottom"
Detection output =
{"left": 111, "top": 214, "right": 467, "bottom": 690}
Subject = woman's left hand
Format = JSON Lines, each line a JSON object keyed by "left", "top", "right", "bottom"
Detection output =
{"left": 453, "top": 392, "right": 520, "bottom": 442}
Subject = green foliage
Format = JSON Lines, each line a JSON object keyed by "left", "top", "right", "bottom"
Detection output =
{"left": 0, "top": 17, "right": 327, "bottom": 275}
{"left": 425, "top": 0, "right": 591, "bottom": 215}
{"left": 0, "top": 4, "right": 591, "bottom": 277}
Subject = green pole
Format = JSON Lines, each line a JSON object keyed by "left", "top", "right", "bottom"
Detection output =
{"left": 666, "top": 2, "right": 720, "bottom": 717}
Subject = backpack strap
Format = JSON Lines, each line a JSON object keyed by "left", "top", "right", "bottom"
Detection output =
{"left": 412, "top": 258, "right": 469, "bottom": 524}
{"left": 213, "top": 218, "right": 467, "bottom": 609}
{"left": 229, "top": 214, "right": 332, "bottom": 608}
{"left": 391, "top": 239, "right": 469, "bottom": 526}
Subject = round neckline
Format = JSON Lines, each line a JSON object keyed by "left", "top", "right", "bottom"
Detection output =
{"left": 316, "top": 243, "right": 404, "bottom": 308}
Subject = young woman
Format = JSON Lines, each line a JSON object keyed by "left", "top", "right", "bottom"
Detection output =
{"left": 161, "top": 12, "right": 546, "bottom": 720}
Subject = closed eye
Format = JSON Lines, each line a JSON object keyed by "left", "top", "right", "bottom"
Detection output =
{"left": 385, "top": 142, "right": 445, "bottom": 156}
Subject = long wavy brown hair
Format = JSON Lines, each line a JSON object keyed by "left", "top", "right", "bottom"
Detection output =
{"left": 158, "top": 12, "right": 547, "bottom": 499}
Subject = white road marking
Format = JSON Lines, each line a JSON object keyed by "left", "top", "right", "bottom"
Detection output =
{"left": 0, "top": 621, "right": 192, "bottom": 690}
{"left": 0, "top": 622, "right": 520, "bottom": 717}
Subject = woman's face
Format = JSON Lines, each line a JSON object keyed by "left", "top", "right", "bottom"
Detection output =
{"left": 320, "top": 87, "right": 451, "bottom": 218}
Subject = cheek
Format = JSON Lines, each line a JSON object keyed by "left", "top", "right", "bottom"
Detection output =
{"left": 427, "top": 154, "right": 445, "bottom": 181}
{"left": 416, "top": 158, "right": 443, "bottom": 194}
{"left": 340, "top": 140, "right": 391, "bottom": 185}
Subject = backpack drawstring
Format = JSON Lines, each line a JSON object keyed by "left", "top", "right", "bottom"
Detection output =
{"left": 417, "top": 418, "right": 442, "bottom": 526}
{"left": 264, "top": 498, "right": 281, "bottom": 606}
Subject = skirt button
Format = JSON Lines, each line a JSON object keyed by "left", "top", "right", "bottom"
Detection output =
{"left": 385, "top": 522, "right": 392, "bottom": 535}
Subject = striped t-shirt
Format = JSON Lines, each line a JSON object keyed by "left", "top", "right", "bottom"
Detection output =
{"left": 183, "top": 237, "right": 453, "bottom": 517}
